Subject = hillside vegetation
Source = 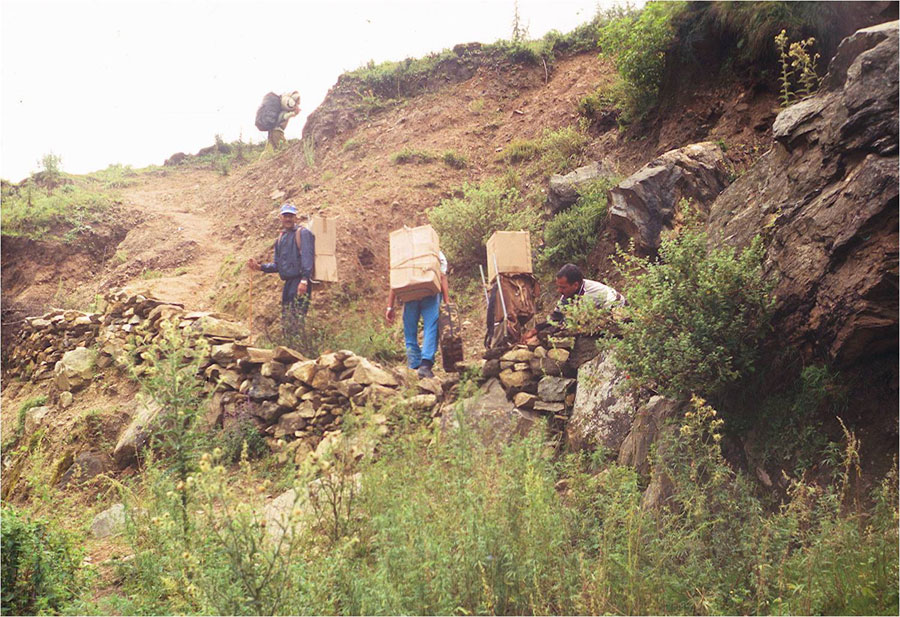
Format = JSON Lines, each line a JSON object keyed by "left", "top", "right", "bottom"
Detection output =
{"left": 1, "top": 2, "right": 898, "bottom": 615}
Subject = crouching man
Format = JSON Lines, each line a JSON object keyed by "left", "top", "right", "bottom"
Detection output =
{"left": 247, "top": 203, "right": 315, "bottom": 337}
{"left": 546, "top": 263, "right": 625, "bottom": 330}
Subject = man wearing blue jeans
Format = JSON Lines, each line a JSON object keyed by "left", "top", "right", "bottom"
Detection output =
{"left": 385, "top": 252, "right": 450, "bottom": 379}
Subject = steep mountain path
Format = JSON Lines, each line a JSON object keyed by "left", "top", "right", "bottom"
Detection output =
{"left": 105, "top": 169, "right": 239, "bottom": 310}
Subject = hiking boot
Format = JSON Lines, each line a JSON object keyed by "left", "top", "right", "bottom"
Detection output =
{"left": 417, "top": 361, "right": 435, "bottom": 379}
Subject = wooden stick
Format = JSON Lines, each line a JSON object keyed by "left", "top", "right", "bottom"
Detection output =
{"left": 248, "top": 269, "right": 253, "bottom": 338}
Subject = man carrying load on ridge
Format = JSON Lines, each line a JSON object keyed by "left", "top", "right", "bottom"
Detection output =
{"left": 248, "top": 203, "right": 315, "bottom": 337}
{"left": 385, "top": 251, "right": 451, "bottom": 379}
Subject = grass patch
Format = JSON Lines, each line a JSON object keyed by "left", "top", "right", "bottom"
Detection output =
{"left": 498, "top": 125, "right": 589, "bottom": 175}
{"left": 441, "top": 150, "right": 468, "bottom": 169}
{"left": 391, "top": 148, "right": 437, "bottom": 165}
{"left": 0, "top": 179, "right": 119, "bottom": 241}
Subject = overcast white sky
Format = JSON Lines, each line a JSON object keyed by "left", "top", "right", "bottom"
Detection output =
{"left": 1, "top": 0, "right": 638, "bottom": 183}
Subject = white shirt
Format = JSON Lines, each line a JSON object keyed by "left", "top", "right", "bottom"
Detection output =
{"left": 438, "top": 251, "right": 448, "bottom": 275}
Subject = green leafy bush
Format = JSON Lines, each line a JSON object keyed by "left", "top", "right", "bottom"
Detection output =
{"left": 541, "top": 177, "right": 615, "bottom": 269}
{"left": 609, "top": 215, "right": 775, "bottom": 399}
{"left": 428, "top": 179, "right": 540, "bottom": 273}
{"left": 1, "top": 505, "right": 84, "bottom": 615}
{"left": 597, "top": 1, "right": 685, "bottom": 121}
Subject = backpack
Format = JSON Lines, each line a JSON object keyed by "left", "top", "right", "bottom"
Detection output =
{"left": 484, "top": 273, "right": 540, "bottom": 349}
{"left": 255, "top": 92, "right": 282, "bottom": 131}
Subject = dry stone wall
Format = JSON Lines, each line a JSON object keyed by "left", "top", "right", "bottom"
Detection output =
{"left": 6, "top": 289, "right": 440, "bottom": 468}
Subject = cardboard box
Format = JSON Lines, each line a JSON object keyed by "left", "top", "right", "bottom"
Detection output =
{"left": 309, "top": 216, "right": 338, "bottom": 282}
{"left": 486, "top": 231, "right": 532, "bottom": 282}
{"left": 390, "top": 225, "right": 441, "bottom": 302}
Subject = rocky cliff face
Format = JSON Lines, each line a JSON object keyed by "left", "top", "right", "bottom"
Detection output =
{"left": 707, "top": 21, "right": 899, "bottom": 368}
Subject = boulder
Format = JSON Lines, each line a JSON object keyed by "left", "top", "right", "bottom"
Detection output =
{"left": 276, "top": 411, "right": 308, "bottom": 435}
{"left": 499, "top": 368, "right": 532, "bottom": 389}
{"left": 262, "top": 488, "right": 305, "bottom": 543}
{"left": 254, "top": 401, "right": 283, "bottom": 423}
{"left": 311, "top": 368, "right": 337, "bottom": 390}
{"left": 260, "top": 361, "right": 287, "bottom": 381}
{"left": 617, "top": 396, "right": 682, "bottom": 476}
{"left": 210, "top": 342, "right": 246, "bottom": 364}
{"left": 247, "top": 375, "right": 279, "bottom": 401}
{"left": 708, "top": 21, "right": 899, "bottom": 367}
{"left": 23, "top": 405, "right": 51, "bottom": 436}
{"left": 547, "top": 161, "right": 612, "bottom": 214}
{"left": 537, "top": 376, "right": 575, "bottom": 403}
{"left": 513, "top": 392, "right": 536, "bottom": 409}
{"left": 566, "top": 350, "right": 639, "bottom": 452}
{"left": 113, "top": 394, "right": 164, "bottom": 468}
{"left": 57, "top": 452, "right": 111, "bottom": 488}
{"left": 273, "top": 346, "right": 306, "bottom": 364}
{"left": 246, "top": 347, "right": 276, "bottom": 364}
{"left": 59, "top": 391, "right": 74, "bottom": 409}
{"left": 54, "top": 347, "right": 97, "bottom": 392}
{"left": 352, "top": 358, "right": 399, "bottom": 387}
{"left": 533, "top": 400, "right": 566, "bottom": 413}
{"left": 500, "top": 348, "right": 535, "bottom": 363}
{"left": 608, "top": 141, "right": 730, "bottom": 253}
{"left": 410, "top": 394, "right": 438, "bottom": 411}
{"left": 193, "top": 316, "right": 250, "bottom": 340}
{"left": 277, "top": 383, "right": 298, "bottom": 409}
{"left": 90, "top": 503, "right": 126, "bottom": 539}
{"left": 286, "top": 360, "right": 318, "bottom": 385}
{"left": 452, "top": 378, "right": 539, "bottom": 443}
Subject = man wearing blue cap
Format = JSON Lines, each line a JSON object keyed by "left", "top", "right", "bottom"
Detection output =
{"left": 248, "top": 203, "right": 316, "bottom": 335}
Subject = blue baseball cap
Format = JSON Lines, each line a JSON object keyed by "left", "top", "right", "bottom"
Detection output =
{"left": 279, "top": 203, "right": 298, "bottom": 216}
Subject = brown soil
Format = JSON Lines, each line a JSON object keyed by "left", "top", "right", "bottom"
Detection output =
{"left": 2, "top": 50, "right": 778, "bottom": 372}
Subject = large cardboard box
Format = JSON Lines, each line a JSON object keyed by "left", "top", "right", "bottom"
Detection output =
{"left": 309, "top": 216, "right": 338, "bottom": 282}
{"left": 486, "top": 231, "right": 532, "bottom": 282}
{"left": 390, "top": 225, "right": 441, "bottom": 302}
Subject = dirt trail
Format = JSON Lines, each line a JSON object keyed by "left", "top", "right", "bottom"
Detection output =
{"left": 108, "top": 169, "right": 238, "bottom": 310}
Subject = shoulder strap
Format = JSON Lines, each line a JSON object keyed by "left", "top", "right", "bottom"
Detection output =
{"left": 295, "top": 228, "right": 302, "bottom": 253}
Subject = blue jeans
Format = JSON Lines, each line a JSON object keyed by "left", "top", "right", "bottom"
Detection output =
{"left": 402, "top": 293, "right": 441, "bottom": 369}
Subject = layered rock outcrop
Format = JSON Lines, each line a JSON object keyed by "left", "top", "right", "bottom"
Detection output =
{"left": 607, "top": 141, "right": 730, "bottom": 253}
{"left": 707, "top": 21, "right": 899, "bottom": 367}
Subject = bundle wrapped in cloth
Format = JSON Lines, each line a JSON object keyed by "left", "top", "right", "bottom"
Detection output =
{"left": 389, "top": 225, "right": 441, "bottom": 303}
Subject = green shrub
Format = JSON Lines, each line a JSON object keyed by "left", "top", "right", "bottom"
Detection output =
{"left": 498, "top": 125, "right": 589, "bottom": 174}
{"left": 2, "top": 395, "right": 48, "bottom": 451}
{"left": 441, "top": 150, "right": 468, "bottom": 169}
{"left": 219, "top": 417, "right": 269, "bottom": 464}
{"left": 390, "top": 148, "right": 436, "bottom": 165}
{"left": 609, "top": 214, "right": 775, "bottom": 399}
{"left": 309, "top": 417, "right": 574, "bottom": 615}
{"left": 498, "top": 137, "right": 541, "bottom": 164}
{"left": 1, "top": 504, "right": 84, "bottom": 615}
{"left": 428, "top": 179, "right": 540, "bottom": 273}
{"left": 541, "top": 178, "right": 615, "bottom": 269}
{"left": 597, "top": 1, "right": 685, "bottom": 121}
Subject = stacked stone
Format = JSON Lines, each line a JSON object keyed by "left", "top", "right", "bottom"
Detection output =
{"left": 7, "top": 310, "right": 102, "bottom": 381}
{"left": 482, "top": 340, "right": 579, "bottom": 431}
{"left": 205, "top": 346, "right": 411, "bottom": 444}
{"left": 7, "top": 288, "right": 422, "bottom": 469}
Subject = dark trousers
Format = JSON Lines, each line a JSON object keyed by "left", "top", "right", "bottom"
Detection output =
{"left": 281, "top": 277, "right": 311, "bottom": 336}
